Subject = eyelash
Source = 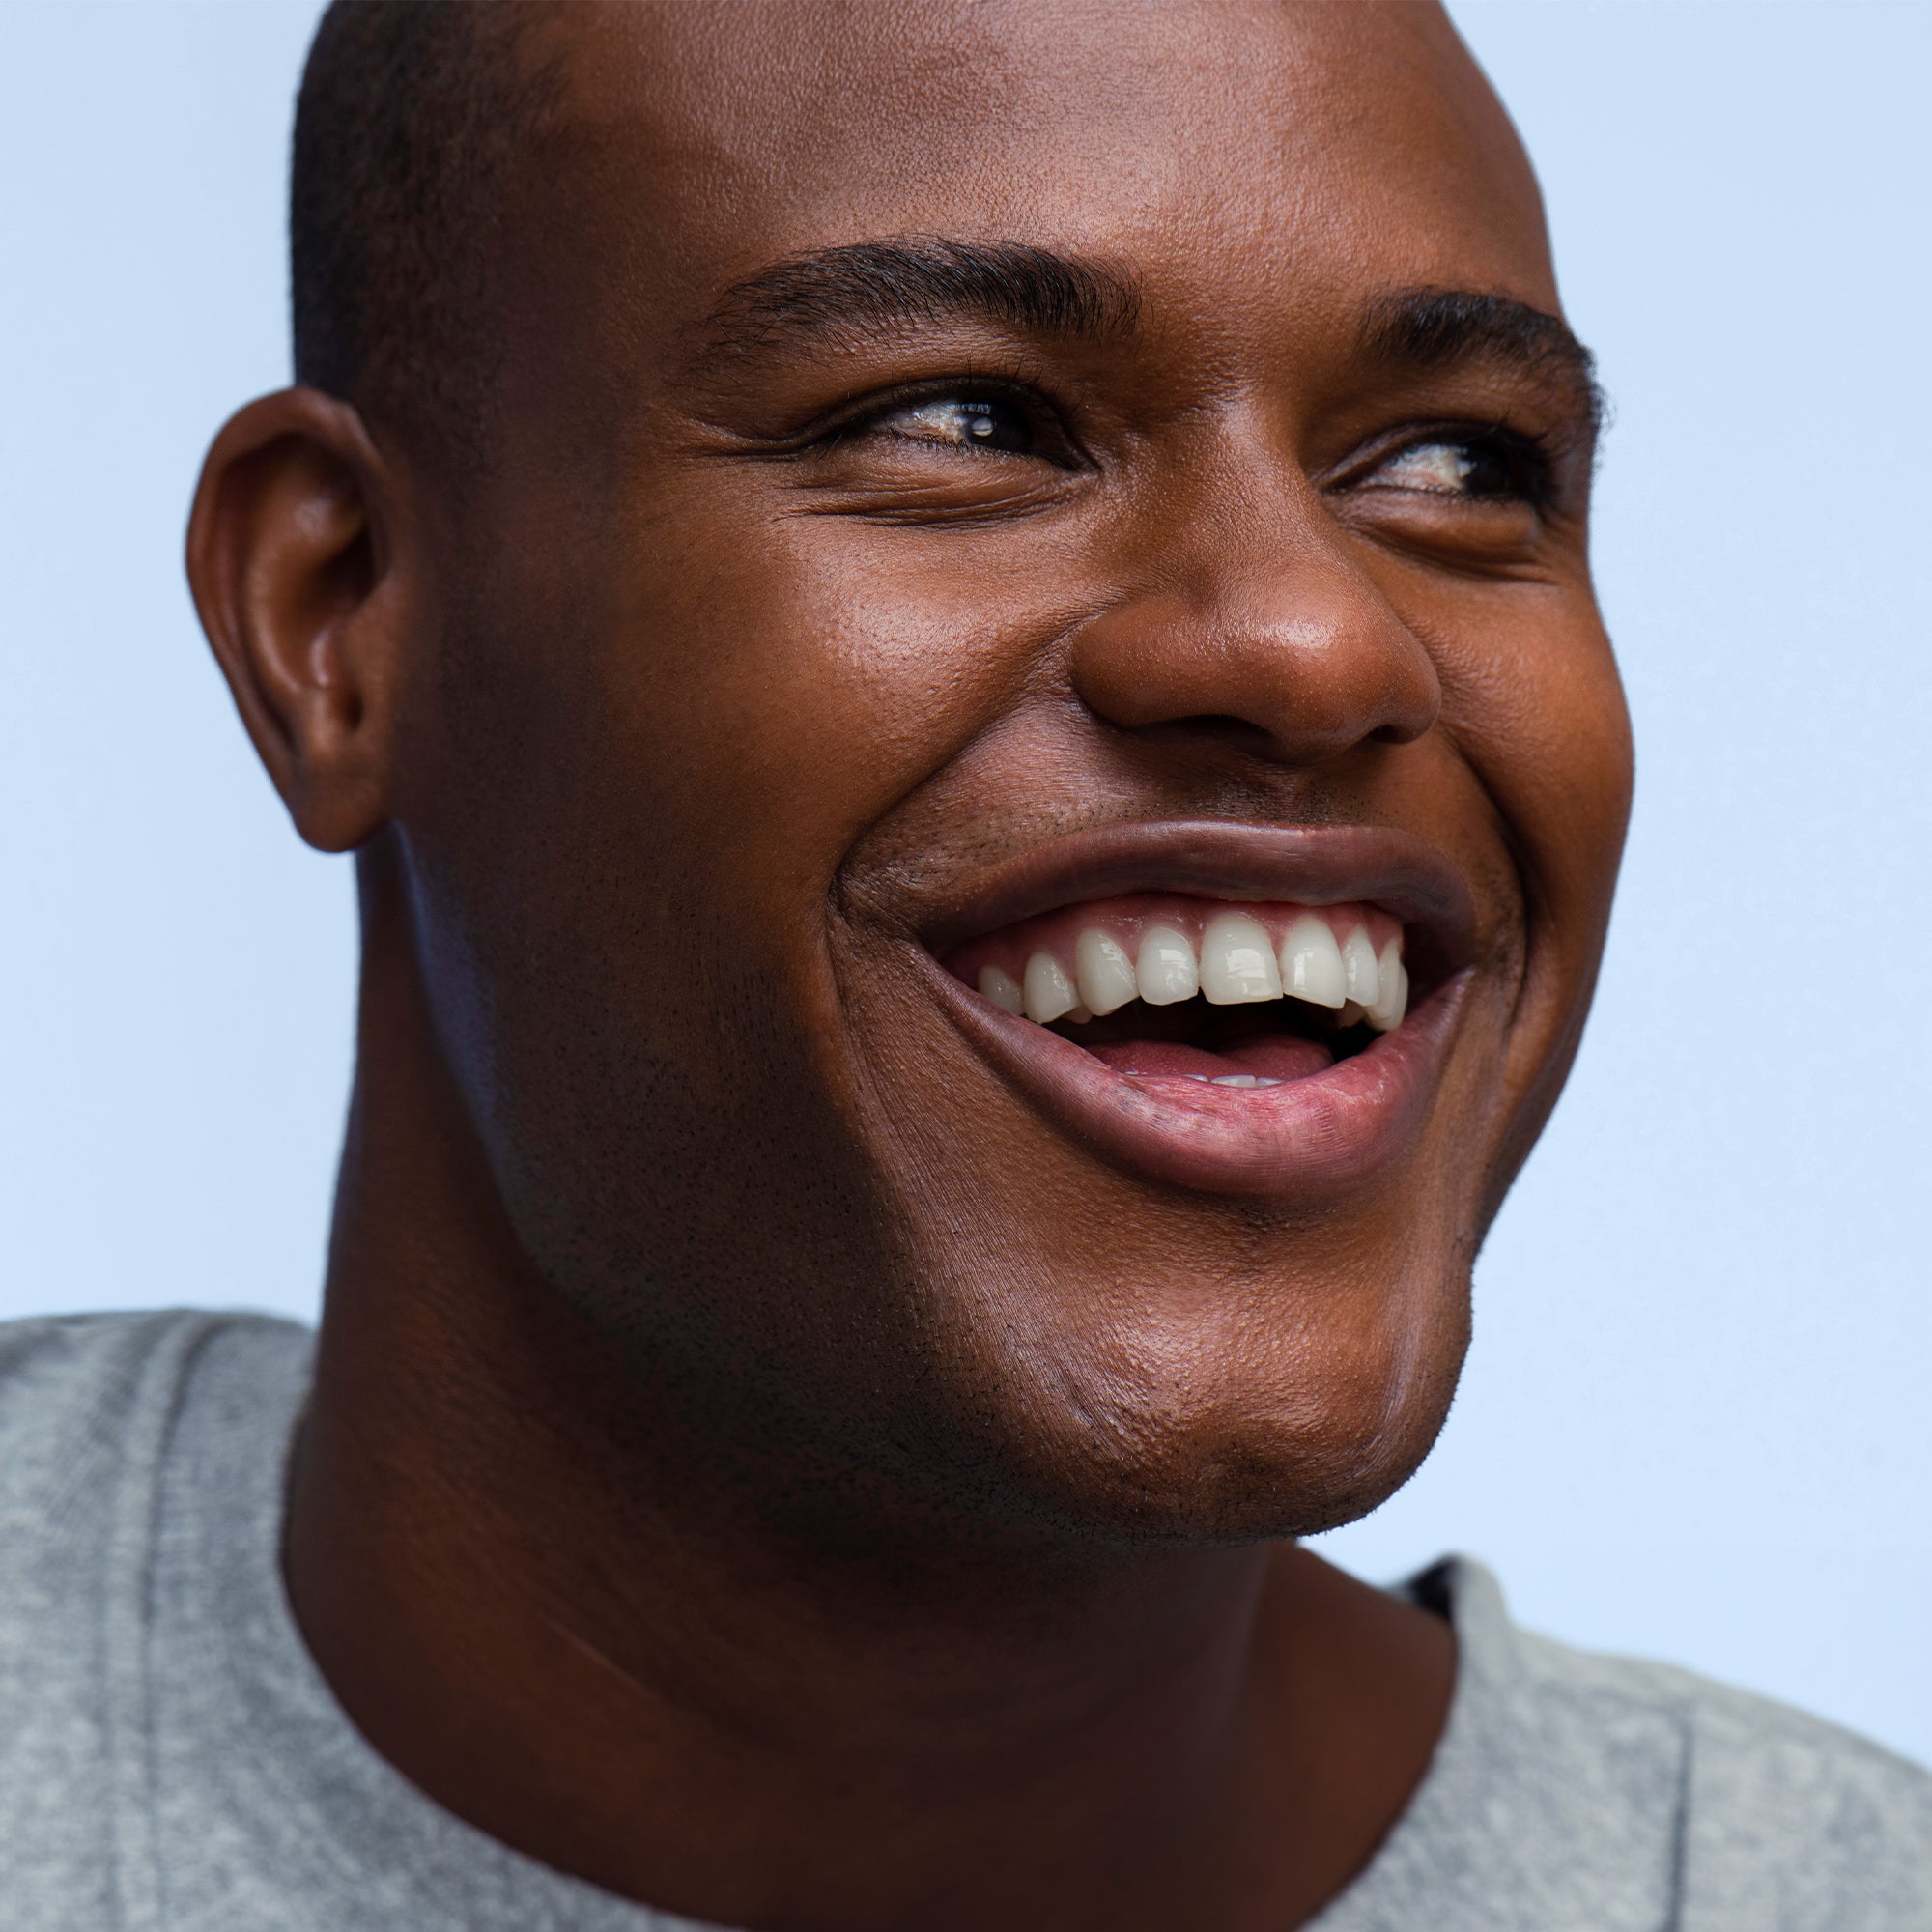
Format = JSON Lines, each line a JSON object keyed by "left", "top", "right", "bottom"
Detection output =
{"left": 821, "top": 381, "right": 1084, "bottom": 468}
{"left": 1360, "top": 425, "right": 1559, "bottom": 509}
{"left": 814, "top": 385, "right": 1561, "bottom": 512}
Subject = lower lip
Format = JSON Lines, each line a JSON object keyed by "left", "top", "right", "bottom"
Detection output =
{"left": 923, "top": 960, "right": 1470, "bottom": 1200}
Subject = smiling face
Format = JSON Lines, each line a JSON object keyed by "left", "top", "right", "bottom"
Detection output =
{"left": 381, "top": 0, "right": 1632, "bottom": 1548}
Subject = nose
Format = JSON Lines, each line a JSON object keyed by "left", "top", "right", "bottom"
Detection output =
{"left": 1068, "top": 471, "right": 1440, "bottom": 768}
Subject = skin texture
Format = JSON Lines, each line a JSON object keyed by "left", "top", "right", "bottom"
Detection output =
{"left": 185, "top": 3, "right": 1633, "bottom": 1928}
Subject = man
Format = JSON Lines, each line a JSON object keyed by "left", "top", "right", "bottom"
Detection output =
{"left": 2, "top": 1, "right": 1926, "bottom": 1926}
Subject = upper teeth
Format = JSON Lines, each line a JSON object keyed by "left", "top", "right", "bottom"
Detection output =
{"left": 1199, "top": 912, "right": 1280, "bottom": 1005}
{"left": 1135, "top": 925, "right": 1198, "bottom": 1007}
{"left": 973, "top": 906, "right": 1408, "bottom": 1032}
{"left": 1075, "top": 929, "right": 1139, "bottom": 1015}
{"left": 1020, "top": 951, "right": 1080, "bottom": 1025}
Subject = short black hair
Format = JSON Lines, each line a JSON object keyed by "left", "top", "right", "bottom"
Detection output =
{"left": 290, "top": 0, "right": 558, "bottom": 457}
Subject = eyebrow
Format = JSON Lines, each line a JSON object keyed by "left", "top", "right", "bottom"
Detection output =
{"left": 693, "top": 236, "right": 1143, "bottom": 366}
{"left": 1362, "top": 286, "right": 1605, "bottom": 434}
{"left": 691, "top": 240, "right": 1603, "bottom": 433}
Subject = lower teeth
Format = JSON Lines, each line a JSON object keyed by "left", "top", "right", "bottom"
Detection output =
{"left": 1174, "top": 1072, "right": 1284, "bottom": 1088}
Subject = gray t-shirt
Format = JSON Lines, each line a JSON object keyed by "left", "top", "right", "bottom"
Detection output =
{"left": 2, "top": 1310, "right": 1928, "bottom": 1931}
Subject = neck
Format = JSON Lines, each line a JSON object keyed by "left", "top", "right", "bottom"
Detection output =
{"left": 283, "top": 884, "right": 1454, "bottom": 1932}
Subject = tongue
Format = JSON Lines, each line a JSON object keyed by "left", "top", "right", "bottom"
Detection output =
{"left": 1084, "top": 1034, "right": 1335, "bottom": 1084}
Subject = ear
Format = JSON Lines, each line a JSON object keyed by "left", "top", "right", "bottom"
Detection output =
{"left": 186, "top": 388, "right": 408, "bottom": 853}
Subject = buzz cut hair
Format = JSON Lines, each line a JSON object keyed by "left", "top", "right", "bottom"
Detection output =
{"left": 290, "top": 0, "right": 559, "bottom": 458}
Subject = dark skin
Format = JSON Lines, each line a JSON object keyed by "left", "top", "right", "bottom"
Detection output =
{"left": 186, "top": 3, "right": 1632, "bottom": 1928}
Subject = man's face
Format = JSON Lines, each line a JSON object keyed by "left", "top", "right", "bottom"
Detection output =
{"left": 394, "top": 0, "right": 1631, "bottom": 1544}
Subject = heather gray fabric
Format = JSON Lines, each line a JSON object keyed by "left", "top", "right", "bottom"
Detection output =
{"left": 2, "top": 1311, "right": 1928, "bottom": 1931}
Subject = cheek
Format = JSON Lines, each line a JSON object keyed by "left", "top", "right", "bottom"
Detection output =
{"left": 1417, "top": 575, "right": 1634, "bottom": 951}
{"left": 1424, "top": 592, "right": 1633, "bottom": 1193}
{"left": 1469, "top": 628, "right": 1632, "bottom": 930}
{"left": 597, "top": 513, "right": 1093, "bottom": 898}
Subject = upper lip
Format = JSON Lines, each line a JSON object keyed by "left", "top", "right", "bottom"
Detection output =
{"left": 917, "top": 818, "right": 1478, "bottom": 975}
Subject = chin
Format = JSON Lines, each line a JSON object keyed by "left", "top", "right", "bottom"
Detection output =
{"left": 959, "top": 1290, "right": 1472, "bottom": 1551}
{"left": 1067, "top": 1403, "right": 1457, "bottom": 1548}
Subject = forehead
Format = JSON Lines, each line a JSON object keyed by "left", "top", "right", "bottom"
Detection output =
{"left": 535, "top": 0, "right": 1557, "bottom": 331}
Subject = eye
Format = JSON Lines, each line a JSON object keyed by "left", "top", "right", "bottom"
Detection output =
{"left": 867, "top": 394, "right": 1039, "bottom": 457}
{"left": 1368, "top": 431, "right": 1549, "bottom": 503}
{"left": 783, "top": 379, "right": 1088, "bottom": 517}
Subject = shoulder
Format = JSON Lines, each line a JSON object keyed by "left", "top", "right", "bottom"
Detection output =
{"left": 0, "top": 1304, "right": 312, "bottom": 1649}
{"left": 0, "top": 1310, "right": 312, "bottom": 1923}
{"left": 0, "top": 1307, "right": 310, "bottom": 1531}
{"left": 1438, "top": 1557, "right": 1932, "bottom": 1929}
{"left": 1520, "top": 1624, "right": 1932, "bottom": 1925}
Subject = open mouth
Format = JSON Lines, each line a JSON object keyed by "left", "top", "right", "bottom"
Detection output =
{"left": 945, "top": 896, "right": 1409, "bottom": 1090}
{"left": 913, "top": 822, "right": 1474, "bottom": 1198}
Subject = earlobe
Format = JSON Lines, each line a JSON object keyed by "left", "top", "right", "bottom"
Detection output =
{"left": 185, "top": 388, "right": 403, "bottom": 853}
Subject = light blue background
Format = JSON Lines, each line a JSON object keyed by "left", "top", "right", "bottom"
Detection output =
{"left": 2, "top": 1, "right": 1927, "bottom": 1764}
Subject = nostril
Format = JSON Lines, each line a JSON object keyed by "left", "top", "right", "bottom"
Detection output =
{"left": 1368, "top": 711, "right": 1432, "bottom": 747}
